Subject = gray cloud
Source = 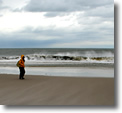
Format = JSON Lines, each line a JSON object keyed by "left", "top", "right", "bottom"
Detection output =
{"left": 0, "top": 24, "right": 114, "bottom": 48}
{"left": 44, "top": 12, "right": 69, "bottom": 18}
{"left": 84, "top": 4, "right": 114, "bottom": 18}
{"left": 0, "top": 0, "right": 2, "bottom": 5}
{"left": 0, "top": 0, "right": 114, "bottom": 48}
{"left": 0, "top": 31, "right": 59, "bottom": 48}
{"left": 22, "top": 0, "right": 114, "bottom": 19}
{"left": 0, "top": 0, "right": 11, "bottom": 11}
{"left": 44, "top": 12, "right": 59, "bottom": 17}
{"left": 0, "top": 0, "right": 4, "bottom": 17}
{"left": 23, "top": 0, "right": 113, "bottom": 12}
{"left": 0, "top": 39, "right": 59, "bottom": 48}
{"left": 0, "top": 0, "right": 3, "bottom": 9}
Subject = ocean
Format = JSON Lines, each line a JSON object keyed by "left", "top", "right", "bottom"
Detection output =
{"left": 0, "top": 48, "right": 114, "bottom": 77}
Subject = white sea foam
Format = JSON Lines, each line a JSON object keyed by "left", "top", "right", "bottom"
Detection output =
{"left": 0, "top": 55, "right": 114, "bottom": 63}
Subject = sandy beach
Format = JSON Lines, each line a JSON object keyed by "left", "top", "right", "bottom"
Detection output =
{"left": 0, "top": 74, "right": 114, "bottom": 105}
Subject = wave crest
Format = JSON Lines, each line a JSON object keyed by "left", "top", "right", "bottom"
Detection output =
{"left": 0, "top": 51, "right": 114, "bottom": 63}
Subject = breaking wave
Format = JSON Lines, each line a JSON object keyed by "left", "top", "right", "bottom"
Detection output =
{"left": 0, "top": 52, "right": 114, "bottom": 63}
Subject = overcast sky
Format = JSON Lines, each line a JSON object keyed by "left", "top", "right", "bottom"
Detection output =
{"left": 0, "top": 0, "right": 114, "bottom": 48}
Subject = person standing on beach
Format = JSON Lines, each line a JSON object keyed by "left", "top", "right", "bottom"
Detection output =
{"left": 18, "top": 55, "right": 25, "bottom": 79}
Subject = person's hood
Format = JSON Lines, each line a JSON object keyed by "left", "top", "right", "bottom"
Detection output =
{"left": 21, "top": 55, "right": 24, "bottom": 59}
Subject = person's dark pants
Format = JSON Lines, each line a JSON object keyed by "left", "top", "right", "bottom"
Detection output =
{"left": 19, "top": 67, "right": 25, "bottom": 79}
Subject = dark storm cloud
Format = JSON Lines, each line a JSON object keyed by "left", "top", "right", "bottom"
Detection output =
{"left": 23, "top": 0, "right": 113, "bottom": 12}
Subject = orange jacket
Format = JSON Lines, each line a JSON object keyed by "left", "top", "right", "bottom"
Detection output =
{"left": 19, "top": 55, "right": 25, "bottom": 67}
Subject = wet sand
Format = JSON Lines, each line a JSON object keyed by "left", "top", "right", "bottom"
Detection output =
{"left": 0, "top": 74, "right": 114, "bottom": 105}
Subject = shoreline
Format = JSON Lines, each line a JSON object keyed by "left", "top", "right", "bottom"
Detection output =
{"left": 0, "top": 66, "right": 114, "bottom": 78}
{"left": 0, "top": 62, "right": 114, "bottom": 68}
{"left": 0, "top": 74, "right": 114, "bottom": 105}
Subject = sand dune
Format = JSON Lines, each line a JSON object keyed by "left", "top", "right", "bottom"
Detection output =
{"left": 0, "top": 74, "right": 114, "bottom": 105}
